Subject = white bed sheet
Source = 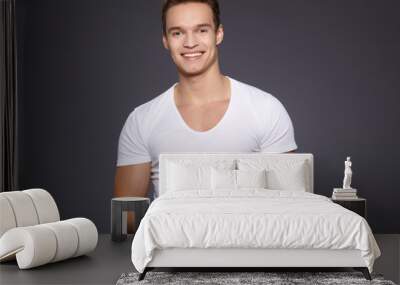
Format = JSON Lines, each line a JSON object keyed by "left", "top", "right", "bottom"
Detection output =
{"left": 131, "top": 190, "right": 380, "bottom": 273}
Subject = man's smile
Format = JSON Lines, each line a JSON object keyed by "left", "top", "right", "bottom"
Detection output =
{"left": 181, "top": 51, "right": 205, "bottom": 60}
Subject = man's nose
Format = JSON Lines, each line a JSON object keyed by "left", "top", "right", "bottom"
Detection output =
{"left": 183, "top": 32, "right": 198, "bottom": 48}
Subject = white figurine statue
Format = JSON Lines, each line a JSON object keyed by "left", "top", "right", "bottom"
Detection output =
{"left": 342, "top": 156, "right": 353, "bottom": 189}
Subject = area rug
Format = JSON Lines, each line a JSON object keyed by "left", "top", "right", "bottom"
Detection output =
{"left": 116, "top": 271, "right": 396, "bottom": 285}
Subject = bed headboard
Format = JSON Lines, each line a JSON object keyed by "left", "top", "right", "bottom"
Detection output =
{"left": 159, "top": 153, "right": 314, "bottom": 196}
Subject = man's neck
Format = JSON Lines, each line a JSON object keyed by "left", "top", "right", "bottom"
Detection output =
{"left": 175, "top": 68, "right": 229, "bottom": 106}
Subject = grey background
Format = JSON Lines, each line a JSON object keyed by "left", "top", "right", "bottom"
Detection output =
{"left": 15, "top": 0, "right": 400, "bottom": 233}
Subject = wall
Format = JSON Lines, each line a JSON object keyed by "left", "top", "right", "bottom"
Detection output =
{"left": 16, "top": 0, "right": 400, "bottom": 233}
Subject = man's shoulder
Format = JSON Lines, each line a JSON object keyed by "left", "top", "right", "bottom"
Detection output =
{"left": 128, "top": 84, "right": 174, "bottom": 120}
{"left": 233, "top": 77, "right": 281, "bottom": 108}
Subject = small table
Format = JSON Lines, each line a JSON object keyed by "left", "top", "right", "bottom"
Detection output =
{"left": 111, "top": 197, "right": 150, "bottom": 242}
{"left": 331, "top": 197, "right": 367, "bottom": 219}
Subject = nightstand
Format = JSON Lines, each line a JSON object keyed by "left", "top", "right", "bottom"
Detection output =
{"left": 111, "top": 197, "right": 150, "bottom": 242}
{"left": 331, "top": 197, "right": 367, "bottom": 219}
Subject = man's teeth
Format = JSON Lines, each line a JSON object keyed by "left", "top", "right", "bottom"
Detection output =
{"left": 183, "top": 53, "right": 203, "bottom": 57}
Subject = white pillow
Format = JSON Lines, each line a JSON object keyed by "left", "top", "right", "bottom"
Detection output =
{"left": 237, "top": 159, "right": 308, "bottom": 191}
{"left": 266, "top": 167, "right": 307, "bottom": 191}
{"left": 166, "top": 160, "right": 236, "bottom": 192}
{"left": 211, "top": 168, "right": 268, "bottom": 190}
{"left": 236, "top": 169, "right": 267, "bottom": 188}
{"left": 211, "top": 168, "right": 236, "bottom": 190}
{"left": 167, "top": 162, "right": 211, "bottom": 191}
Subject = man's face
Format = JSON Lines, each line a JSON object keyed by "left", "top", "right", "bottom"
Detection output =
{"left": 162, "top": 2, "right": 224, "bottom": 77}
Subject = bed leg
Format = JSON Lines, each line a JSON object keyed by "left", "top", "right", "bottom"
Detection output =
{"left": 354, "top": 267, "right": 371, "bottom": 280}
{"left": 138, "top": 268, "right": 148, "bottom": 281}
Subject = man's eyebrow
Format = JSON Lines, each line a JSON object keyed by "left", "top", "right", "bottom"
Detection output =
{"left": 167, "top": 23, "right": 213, "bottom": 33}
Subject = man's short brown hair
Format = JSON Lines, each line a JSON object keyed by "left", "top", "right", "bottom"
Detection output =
{"left": 162, "top": 0, "right": 221, "bottom": 35}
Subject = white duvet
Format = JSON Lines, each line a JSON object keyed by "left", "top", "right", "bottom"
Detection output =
{"left": 131, "top": 190, "right": 380, "bottom": 273}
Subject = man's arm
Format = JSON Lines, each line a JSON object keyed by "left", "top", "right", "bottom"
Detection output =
{"left": 113, "top": 162, "right": 151, "bottom": 233}
{"left": 114, "top": 162, "right": 151, "bottom": 197}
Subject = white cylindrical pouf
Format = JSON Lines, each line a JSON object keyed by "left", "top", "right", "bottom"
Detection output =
{"left": 64, "top": 218, "right": 98, "bottom": 257}
{"left": 0, "top": 226, "right": 57, "bottom": 269}
{"left": 0, "top": 195, "right": 17, "bottom": 237}
{"left": 23, "top": 189, "right": 60, "bottom": 224}
{"left": 1, "top": 192, "right": 39, "bottom": 227}
{"left": 42, "top": 221, "right": 79, "bottom": 262}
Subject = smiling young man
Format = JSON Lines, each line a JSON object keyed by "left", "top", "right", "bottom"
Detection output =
{"left": 114, "top": 0, "right": 297, "bottom": 212}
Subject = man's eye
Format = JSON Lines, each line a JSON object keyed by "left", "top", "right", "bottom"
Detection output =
{"left": 200, "top": 29, "right": 208, "bottom": 33}
{"left": 172, "top": 32, "right": 181, "bottom": 36}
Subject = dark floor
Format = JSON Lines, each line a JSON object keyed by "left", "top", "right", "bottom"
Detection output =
{"left": 0, "top": 235, "right": 134, "bottom": 285}
{"left": 0, "top": 234, "right": 398, "bottom": 285}
{"left": 374, "top": 234, "right": 400, "bottom": 284}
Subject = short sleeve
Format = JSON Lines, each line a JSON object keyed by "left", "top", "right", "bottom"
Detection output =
{"left": 259, "top": 97, "right": 297, "bottom": 153}
{"left": 116, "top": 109, "right": 152, "bottom": 166}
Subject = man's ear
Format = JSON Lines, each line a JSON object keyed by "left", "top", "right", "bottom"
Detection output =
{"left": 216, "top": 24, "right": 224, "bottom": 46}
{"left": 162, "top": 35, "right": 169, "bottom": 50}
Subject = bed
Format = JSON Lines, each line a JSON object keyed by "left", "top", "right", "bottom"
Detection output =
{"left": 131, "top": 153, "right": 381, "bottom": 281}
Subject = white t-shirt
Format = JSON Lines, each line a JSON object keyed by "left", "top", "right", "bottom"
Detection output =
{"left": 117, "top": 76, "right": 297, "bottom": 197}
